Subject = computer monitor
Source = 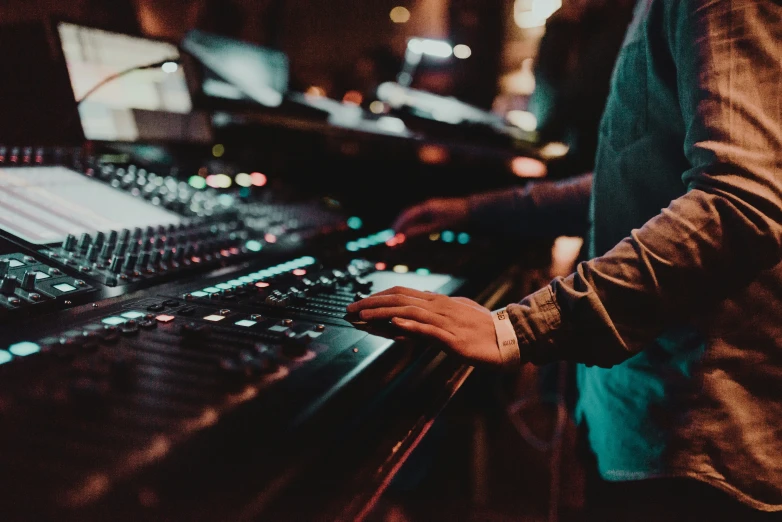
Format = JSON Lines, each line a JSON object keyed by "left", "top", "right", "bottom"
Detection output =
{"left": 57, "top": 21, "right": 212, "bottom": 144}
{"left": 181, "top": 29, "right": 288, "bottom": 109}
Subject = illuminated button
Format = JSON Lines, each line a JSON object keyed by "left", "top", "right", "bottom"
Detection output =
{"left": 416, "top": 268, "right": 431, "bottom": 275}
{"left": 429, "top": 233, "right": 440, "bottom": 241}
{"left": 393, "top": 265, "right": 409, "bottom": 274}
{"left": 203, "top": 287, "right": 220, "bottom": 293}
{"left": 102, "top": 316, "right": 126, "bottom": 326}
{"left": 375, "top": 262, "right": 387, "bottom": 271}
{"left": 441, "top": 230, "right": 455, "bottom": 243}
{"left": 347, "top": 216, "right": 363, "bottom": 230}
{"left": 35, "top": 272, "right": 50, "bottom": 280}
{"left": 226, "top": 280, "right": 242, "bottom": 287}
{"left": 292, "top": 269, "right": 307, "bottom": 276}
{"left": 346, "top": 242, "right": 359, "bottom": 252}
{"left": 8, "top": 260, "right": 23, "bottom": 268}
{"left": 190, "top": 291, "right": 208, "bottom": 298}
{"left": 203, "top": 314, "right": 225, "bottom": 322}
{"left": 53, "top": 283, "right": 77, "bottom": 293}
{"left": 8, "top": 341, "right": 41, "bottom": 357}
{"left": 0, "top": 350, "right": 12, "bottom": 365}
{"left": 457, "top": 232, "right": 471, "bottom": 244}
{"left": 235, "top": 319, "right": 256, "bottom": 327}
{"left": 268, "top": 325, "right": 289, "bottom": 333}
{"left": 255, "top": 282, "right": 270, "bottom": 288}
{"left": 239, "top": 276, "right": 254, "bottom": 283}
{"left": 121, "top": 311, "right": 146, "bottom": 319}
{"left": 216, "top": 283, "right": 232, "bottom": 290}
{"left": 155, "top": 314, "right": 176, "bottom": 323}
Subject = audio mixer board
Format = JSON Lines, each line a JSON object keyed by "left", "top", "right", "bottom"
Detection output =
{"left": 0, "top": 157, "right": 526, "bottom": 521}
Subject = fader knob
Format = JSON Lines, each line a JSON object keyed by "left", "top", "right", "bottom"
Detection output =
{"left": 61, "top": 234, "right": 77, "bottom": 251}
{"left": 21, "top": 270, "right": 37, "bottom": 291}
{"left": 0, "top": 275, "right": 19, "bottom": 295}
{"left": 76, "top": 233, "right": 91, "bottom": 251}
{"left": 109, "top": 256, "right": 124, "bottom": 274}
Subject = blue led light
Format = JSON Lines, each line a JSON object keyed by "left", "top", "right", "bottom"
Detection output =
{"left": 457, "top": 232, "right": 471, "bottom": 245}
{"left": 227, "top": 280, "right": 243, "bottom": 287}
{"left": 121, "top": 311, "right": 146, "bottom": 319}
{"left": 191, "top": 291, "right": 208, "bottom": 298}
{"left": 102, "top": 316, "right": 126, "bottom": 326}
{"left": 8, "top": 342, "right": 41, "bottom": 357}
{"left": 203, "top": 287, "right": 220, "bottom": 293}
{"left": 239, "top": 276, "right": 254, "bottom": 283}
{"left": 347, "top": 242, "right": 359, "bottom": 252}
{"left": 245, "top": 240, "right": 263, "bottom": 252}
{"left": 0, "top": 350, "right": 12, "bottom": 365}
{"left": 347, "top": 216, "right": 363, "bottom": 230}
{"left": 441, "top": 230, "right": 455, "bottom": 243}
{"left": 301, "top": 256, "right": 315, "bottom": 265}
{"left": 357, "top": 239, "right": 371, "bottom": 248}
{"left": 416, "top": 268, "right": 431, "bottom": 275}
{"left": 216, "top": 283, "right": 233, "bottom": 290}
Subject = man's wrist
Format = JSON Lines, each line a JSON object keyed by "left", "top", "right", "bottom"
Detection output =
{"left": 491, "top": 307, "right": 521, "bottom": 368}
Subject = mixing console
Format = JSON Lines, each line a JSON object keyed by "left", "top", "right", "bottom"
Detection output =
{"left": 0, "top": 146, "right": 526, "bottom": 522}
{"left": 0, "top": 255, "right": 464, "bottom": 521}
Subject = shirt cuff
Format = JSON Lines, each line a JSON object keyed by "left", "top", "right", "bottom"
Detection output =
{"left": 505, "top": 285, "right": 563, "bottom": 365}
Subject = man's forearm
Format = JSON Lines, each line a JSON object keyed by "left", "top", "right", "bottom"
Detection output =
{"left": 467, "top": 172, "right": 593, "bottom": 238}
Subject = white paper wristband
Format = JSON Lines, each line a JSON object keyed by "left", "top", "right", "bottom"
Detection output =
{"left": 492, "top": 308, "right": 521, "bottom": 368}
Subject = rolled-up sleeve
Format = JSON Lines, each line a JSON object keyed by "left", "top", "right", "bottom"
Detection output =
{"left": 507, "top": 0, "right": 782, "bottom": 367}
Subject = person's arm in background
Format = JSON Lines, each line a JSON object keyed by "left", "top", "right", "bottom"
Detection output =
{"left": 393, "top": 172, "right": 593, "bottom": 239}
{"left": 351, "top": 0, "right": 782, "bottom": 369}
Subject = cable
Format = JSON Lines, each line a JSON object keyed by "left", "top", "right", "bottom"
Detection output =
{"left": 75, "top": 58, "right": 180, "bottom": 107}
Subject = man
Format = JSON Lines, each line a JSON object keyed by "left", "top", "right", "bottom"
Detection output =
{"left": 348, "top": 0, "right": 782, "bottom": 519}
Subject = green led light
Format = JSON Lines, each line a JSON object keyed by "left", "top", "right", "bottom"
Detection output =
{"left": 441, "top": 230, "right": 455, "bottom": 243}
{"left": 346, "top": 243, "right": 359, "bottom": 252}
{"left": 121, "top": 311, "right": 146, "bottom": 319}
{"left": 245, "top": 240, "right": 263, "bottom": 252}
{"left": 102, "top": 316, "right": 126, "bottom": 326}
{"left": 0, "top": 350, "right": 11, "bottom": 365}
{"left": 357, "top": 239, "right": 371, "bottom": 248}
{"left": 203, "top": 287, "right": 220, "bottom": 293}
{"left": 301, "top": 256, "right": 315, "bottom": 265}
{"left": 239, "top": 276, "right": 254, "bottom": 283}
{"left": 457, "top": 232, "right": 471, "bottom": 244}
{"left": 191, "top": 291, "right": 208, "bottom": 297}
{"left": 416, "top": 268, "right": 431, "bottom": 275}
{"left": 188, "top": 175, "right": 207, "bottom": 190}
{"left": 216, "top": 283, "right": 233, "bottom": 290}
{"left": 227, "top": 280, "right": 243, "bottom": 287}
{"left": 235, "top": 320, "right": 257, "bottom": 327}
{"left": 347, "top": 216, "right": 363, "bottom": 230}
{"left": 8, "top": 342, "right": 40, "bottom": 357}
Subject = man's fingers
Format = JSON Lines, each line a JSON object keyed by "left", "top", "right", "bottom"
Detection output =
{"left": 391, "top": 317, "right": 455, "bottom": 346}
{"left": 359, "top": 305, "right": 450, "bottom": 329}
{"left": 351, "top": 286, "right": 438, "bottom": 305}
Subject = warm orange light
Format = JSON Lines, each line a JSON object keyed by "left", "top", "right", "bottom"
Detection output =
{"left": 293, "top": 269, "right": 307, "bottom": 276}
{"left": 511, "top": 156, "right": 547, "bottom": 178}
{"left": 264, "top": 233, "right": 277, "bottom": 243}
{"left": 418, "top": 144, "right": 449, "bottom": 164}
{"left": 306, "top": 86, "right": 326, "bottom": 97}
{"left": 256, "top": 282, "right": 270, "bottom": 288}
{"left": 342, "top": 90, "right": 363, "bottom": 106}
{"left": 375, "top": 262, "right": 387, "bottom": 270}
{"left": 250, "top": 172, "right": 267, "bottom": 186}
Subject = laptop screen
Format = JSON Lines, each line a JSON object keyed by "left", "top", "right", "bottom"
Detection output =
{"left": 57, "top": 22, "right": 212, "bottom": 143}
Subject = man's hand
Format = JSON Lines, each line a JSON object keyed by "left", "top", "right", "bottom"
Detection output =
{"left": 392, "top": 197, "right": 470, "bottom": 238}
{"left": 346, "top": 286, "right": 503, "bottom": 366}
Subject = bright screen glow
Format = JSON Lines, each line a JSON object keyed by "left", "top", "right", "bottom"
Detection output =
{"left": 0, "top": 167, "right": 182, "bottom": 244}
{"left": 58, "top": 22, "right": 210, "bottom": 143}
